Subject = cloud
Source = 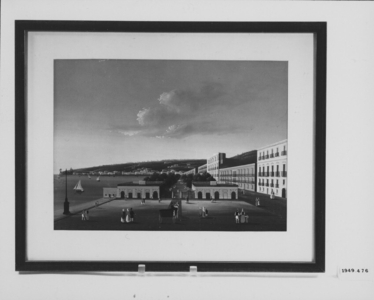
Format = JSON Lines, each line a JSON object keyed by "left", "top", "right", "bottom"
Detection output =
{"left": 113, "top": 82, "right": 247, "bottom": 139}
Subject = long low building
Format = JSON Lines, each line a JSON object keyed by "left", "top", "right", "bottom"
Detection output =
{"left": 103, "top": 180, "right": 163, "bottom": 199}
{"left": 192, "top": 181, "right": 238, "bottom": 200}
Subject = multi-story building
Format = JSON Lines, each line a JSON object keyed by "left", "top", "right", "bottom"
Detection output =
{"left": 184, "top": 167, "right": 198, "bottom": 175}
{"left": 192, "top": 181, "right": 238, "bottom": 200}
{"left": 257, "top": 139, "right": 287, "bottom": 198}
{"left": 219, "top": 163, "right": 257, "bottom": 192}
{"left": 198, "top": 164, "right": 207, "bottom": 174}
{"left": 207, "top": 153, "right": 226, "bottom": 180}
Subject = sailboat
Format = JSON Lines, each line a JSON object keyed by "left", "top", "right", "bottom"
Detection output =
{"left": 96, "top": 176, "right": 100, "bottom": 182}
{"left": 74, "top": 180, "right": 84, "bottom": 193}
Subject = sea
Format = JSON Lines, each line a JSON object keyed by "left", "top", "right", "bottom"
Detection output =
{"left": 54, "top": 175, "right": 146, "bottom": 212}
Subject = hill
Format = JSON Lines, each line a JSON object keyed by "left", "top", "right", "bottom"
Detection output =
{"left": 72, "top": 159, "right": 206, "bottom": 174}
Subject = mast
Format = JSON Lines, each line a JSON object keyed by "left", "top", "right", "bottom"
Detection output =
{"left": 63, "top": 168, "right": 70, "bottom": 214}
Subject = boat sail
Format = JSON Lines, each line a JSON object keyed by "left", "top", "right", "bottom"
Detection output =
{"left": 96, "top": 176, "right": 100, "bottom": 182}
{"left": 74, "top": 180, "right": 84, "bottom": 193}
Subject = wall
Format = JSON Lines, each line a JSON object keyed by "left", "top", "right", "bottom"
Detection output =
{"left": 1, "top": 1, "right": 374, "bottom": 300}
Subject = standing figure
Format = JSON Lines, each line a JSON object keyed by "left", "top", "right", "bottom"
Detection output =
{"left": 85, "top": 210, "right": 89, "bottom": 221}
{"left": 235, "top": 209, "right": 240, "bottom": 224}
{"left": 82, "top": 211, "right": 86, "bottom": 221}
{"left": 130, "top": 208, "right": 135, "bottom": 222}
{"left": 126, "top": 208, "right": 131, "bottom": 223}
{"left": 121, "top": 209, "right": 126, "bottom": 223}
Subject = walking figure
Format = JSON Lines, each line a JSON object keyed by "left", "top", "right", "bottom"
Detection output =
{"left": 235, "top": 209, "right": 240, "bottom": 224}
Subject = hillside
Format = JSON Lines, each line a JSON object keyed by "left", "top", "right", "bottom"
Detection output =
{"left": 72, "top": 159, "right": 206, "bottom": 174}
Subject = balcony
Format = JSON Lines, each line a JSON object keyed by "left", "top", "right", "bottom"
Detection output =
{"left": 281, "top": 150, "right": 287, "bottom": 156}
{"left": 265, "top": 183, "right": 269, "bottom": 187}
{"left": 275, "top": 184, "right": 279, "bottom": 188}
{"left": 270, "top": 183, "right": 274, "bottom": 187}
{"left": 270, "top": 172, "right": 275, "bottom": 177}
{"left": 265, "top": 155, "right": 269, "bottom": 159}
{"left": 282, "top": 171, "right": 287, "bottom": 177}
{"left": 275, "top": 172, "right": 280, "bottom": 177}
{"left": 275, "top": 152, "right": 279, "bottom": 157}
{"left": 270, "top": 154, "right": 274, "bottom": 158}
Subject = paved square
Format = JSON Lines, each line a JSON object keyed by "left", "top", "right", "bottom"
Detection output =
{"left": 54, "top": 198, "right": 286, "bottom": 231}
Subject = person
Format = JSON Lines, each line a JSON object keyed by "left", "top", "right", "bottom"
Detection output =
{"left": 241, "top": 209, "right": 245, "bottom": 215}
{"left": 201, "top": 207, "right": 205, "bottom": 218}
{"left": 126, "top": 208, "right": 131, "bottom": 223}
{"left": 205, "top": 208, "right": 208, "bottom": 217}
{"left": 158, "top": 197, "right": 161, "bottom": 203}
{"left": 130, "top": 208, "right": 135, "bottom": 222}
{"left": 82, "top": 211, "right": 86, "bottom": 221}
{"left": 256, "top": 197, "right": 260, "bottom": 207}
{"left": 240, "top": 209, "right": 245, "bottom": 223}
{"left": 270, "top": 190, "right": 275, "bottom": 199}
{"left": 85, "top": 210, "right": 89, "bottom": 221}
{"left": 121, "top": 209, "right": 126, "bottom": 223}
{"left": 235, "top": 209, "right": 240, "bottom": 224}
{"left": 143, "top": 198, "right": 146, "bottom": 205}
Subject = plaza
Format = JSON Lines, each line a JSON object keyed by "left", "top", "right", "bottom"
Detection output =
{"left": 54, "top": 192, "right": 286, "bottom": 231}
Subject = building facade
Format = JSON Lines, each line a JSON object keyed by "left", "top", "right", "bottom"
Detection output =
{"left": 206, "top": 153, "right": 226, "bottom": 180}
{"left": 184, "top": 167, "right": 198, "bottom": 175}
{"left": 256, "top": 139, "right": 287, "bottom": 198}
{"left": 219, "top": 163, "right": 257, "bottom": 192}
{"left": 198, "top": 164, "right": 207, "bottom": 174}
{"left": 192, "top": 181, "right": 238, "bottom": 200}
{"left": 103, "top": 180, "right": 163, "bottom": 199}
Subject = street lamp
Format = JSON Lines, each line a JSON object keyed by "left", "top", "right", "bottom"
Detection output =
{"left": 63, "top": 168, "right": 70, "bottom": 215}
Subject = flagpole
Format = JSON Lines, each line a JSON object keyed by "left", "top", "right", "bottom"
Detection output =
{"left": 63, "top": 168, "right": 70, "bottom": 214}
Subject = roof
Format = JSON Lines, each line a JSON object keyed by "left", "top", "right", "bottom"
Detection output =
{"left": 117, "top": 181, "right": 164, "bottom": 187}
{"left": 192, "top": 182, "right": 238, "bottom": 188}
{"left": 220, "top": 150, "right": 257, "bottom": 169}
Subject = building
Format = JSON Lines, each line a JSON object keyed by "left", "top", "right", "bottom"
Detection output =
{"left": 198, "top": 164, "right": 207, "bottom": 174}
{"left": 206, "top": 153, "right": 226, "bottom": 180}
{"left": 218, "top": 150, "right": 257, "bottom": 192}
{"left": 219, "top": 163, "right": 256, "bottom": 192}
{"left": 103, "top": 180, "right": 163, "bottom": 199}
{"left": 184, "top": 167, "right": 198, "bottom": 175}
{"left": 257, "top": 139, "right": 287, "bottom": 198}
{"left": 192, "top": 181, "right": 238, "bottom": 200}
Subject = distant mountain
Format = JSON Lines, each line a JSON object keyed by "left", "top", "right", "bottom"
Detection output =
{"left": 72, "top": 159, "right": 206, "bottom": 173}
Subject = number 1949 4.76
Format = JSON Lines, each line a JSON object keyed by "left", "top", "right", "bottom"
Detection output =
{"left": 342, "top": 269, "right": 369, "bottom": 273}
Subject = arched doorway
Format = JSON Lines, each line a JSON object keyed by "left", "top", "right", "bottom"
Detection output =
{"left": 206, "top": 192, "right": 211, "bottom": 200}
{"left": 214, "top": 191, "right": 219, "bottom": 200}
{"left": 145, "top": 192, "right": 150, "bottom": 199}
{"left": 282, "top": 188, "right": 286, "bottom": 198}
{"left": 128, "top": 192, "right": 133, "bottom": 199}
{"left": 231, "top": 192, "right": 236, "bottom": 200}
{"left": 198, "top": 192, "right": 202, "bottom": 199}
{"left": 120, "top": 191, "right": 125, "bottom": 199}
{"left": 153, "top": 191, "right": 158, "bottom": 199}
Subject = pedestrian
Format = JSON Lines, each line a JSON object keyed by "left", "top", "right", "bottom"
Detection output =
{"left": 130, "top": 208, "right": 135, "bottom": 222}
{"left": 121, "top": 209, "right": 126, "bottom": 223}
{"left": 256, "top": 197, "right": 260, "bottom": 207}
{"left": 82, "top": 211, "right": 86, "bottom": 221}
{"left": 205, "top": 208, "right": 209, "bottom": 217}
{"left": 126, "top": 208, "right": 131, "bottom": 223}
{"left": 270, "top": 190, "right": 275, "bottom": 199}
{"left": 158, "top": 197, "right": 161, "bottom": 203}
{"left": 235, "top": 209, "right": 240, "bottom": 224}
{"left": 85, "top": 210, "right": 89, "bottom": 221}
{"left": 143, "top": 198, "right": 146, "bottom": 204}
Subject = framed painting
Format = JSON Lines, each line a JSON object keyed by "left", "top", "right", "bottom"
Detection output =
{"left": 15, "top": 21, "right": 326, "bottom": 272}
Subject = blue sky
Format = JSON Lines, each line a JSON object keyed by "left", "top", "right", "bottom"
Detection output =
{"left": 54, "top": 60, "right": 287, "bottom": 172}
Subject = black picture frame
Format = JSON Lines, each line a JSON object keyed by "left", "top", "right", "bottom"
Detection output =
{"left": 15, "top": 21, "right": 326, "bottom": 272}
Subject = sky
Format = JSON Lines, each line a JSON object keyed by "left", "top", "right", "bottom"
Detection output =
{"left": 54, "top": 60, "right": 287, "bottom": 173}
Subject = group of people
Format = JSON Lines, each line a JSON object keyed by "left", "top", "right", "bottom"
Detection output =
{"left": 81, "top": 210, "right": 89, "bottom": 221}
{"left": 121, "top": 208, "right": 135, "bottom": 223}
{"left": 234, "top": 208, "right": 249, "bottom": 224}
{"left": 200, "top": 206, "right": 209, "bottom": 218}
